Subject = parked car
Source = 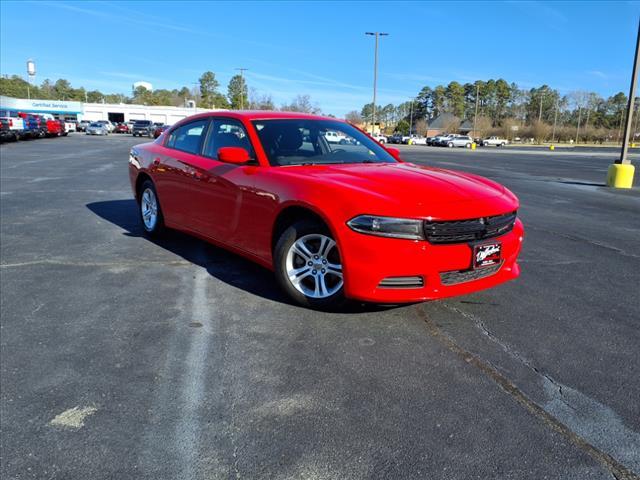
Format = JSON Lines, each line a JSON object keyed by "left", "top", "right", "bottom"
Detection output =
{"left": 86, "top": 122, "right": 109, "bottom": 135}
{"left": 58, "top": 119, "right": 68, "bottom": 137}
{"left": 64, "top": 120, "right": 77, "bottom": 133}
{"left": 17, "top": 112, "right": 41, "bottom": 139}
{"left": 126, "top": 120, "right": 137, "bottom": 132}
{"left": 324, "top": 130, "right": 347, "bottom": 144}
{"left": 77, "top": 120, "right": 91, "bottom": 132}
{"left": 388, "top": 133, "right": 403, "bottom": 144}
{"left": 132, "top": 120, "right": 154, "bottom": 137}
{"left": 129, "top": 111, "right": 523, "bottom": 309}
{"left": 407, "top": 135, "right": 427, "bottom": 145}
{"left": 482, "top": 136, "right": 509, "bottom": 147}
{"left": 434, "top": 134, "right": 462, "bottom": 146}
{"left": 153, "top": 124, "right": 170, "bottom": 139}
{"left": 372, "top": 133, "right": 387, "bottom": 144}
{"left": 0, "top": 109, "right": 24, "bottom": 140}
{"left": 446, "top": 135, "right": 474, "bottom": 148}
{"left": 96, "top": 120, "right": 114, "bottom": 133}
{"left": 115, "top": 123, "right": 130, "bottom": 133}
{"left": 0, "top": 118, "right": 17, "bottom": 142}
{"left": 37, "top": 114, "right": 62, "bottom": 137}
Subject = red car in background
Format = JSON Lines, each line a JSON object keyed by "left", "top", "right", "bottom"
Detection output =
{"left": 128, "top": 111, "right": 523, "bottom": 309}
{"left": 114, "top": 123, "right": 130, "bottom": 134}
{"left": 153, "top": 124, "right": 170, "bottom": 139}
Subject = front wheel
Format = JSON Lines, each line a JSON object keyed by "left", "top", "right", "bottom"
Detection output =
{"left": 465, "top": 143, "right": 471, "bottom": 148}
{"left": 448, "top": 142, "right": 454, "bottom": 148}
{"left": 274, "top": 220, "right": 345, "bottom": 309}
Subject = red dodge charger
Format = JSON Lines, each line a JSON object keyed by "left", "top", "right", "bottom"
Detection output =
{"left": 128, "top": 111, "right": 524, "bottom": 308}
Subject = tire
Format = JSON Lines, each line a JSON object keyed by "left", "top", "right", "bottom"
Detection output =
{"left": 500, "top": 142, "right": 505, "bottom": 147}
{"left": 448, "top": 142, "right": 454, "bottom": 148}
{"left": 274, "top": 220, "right": 345, "bottom": 310}
{"left": 465, "top": 143, "right": 471, "bottom": 148}
{"left": 138, "top": 180, "right": 165, "bottom": 236}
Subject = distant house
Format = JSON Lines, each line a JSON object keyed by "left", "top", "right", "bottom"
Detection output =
{"left": 459, "top": 120, "right": 474, "bottom": 135}
{"left": 424, "top": 113, "right": 461, "bottom": 137}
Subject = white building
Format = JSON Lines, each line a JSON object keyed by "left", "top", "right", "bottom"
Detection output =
{"left": 0, "top": 95, "right": 219, "bottom": 125}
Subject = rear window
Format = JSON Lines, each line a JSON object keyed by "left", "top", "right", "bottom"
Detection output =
{"left": 135, "top": 120, "right": 152, "bottom": 126}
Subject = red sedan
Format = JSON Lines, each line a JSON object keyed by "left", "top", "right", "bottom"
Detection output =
{"left": 128, "top": 112, "right": 523, "bottom": 308}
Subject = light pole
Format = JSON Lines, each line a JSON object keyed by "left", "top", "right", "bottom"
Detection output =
{"left": 552, "top": 98, "right": 559, "bottom": 143}
{"left": 607, "top": 19, "right": 638, "bottom": 188}
{"left": 236, "top": 68, "right": 248, "bottom": 110}
{"left": 473, "top": 82, "right": 479, "bottom": 139}
{"left": 26, "top": 59, "right": 36, "bottom": 100}
{"left": 409, "top": 98, "right": 414, "bottom": 136}
{"left": 365, "top": 32, "right": 388, "bottom": 133}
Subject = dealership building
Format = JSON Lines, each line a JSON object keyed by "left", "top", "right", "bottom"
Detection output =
{"left": 0, "top": 95, "right": 217, "bottom": 125}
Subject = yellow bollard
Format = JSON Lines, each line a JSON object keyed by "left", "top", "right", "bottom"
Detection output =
{"left": 549, "top": 145, "right": 555, "bottom": 151}
{"left": 606, "top": 163, "right": 636, "bottom": 188}
{"left": 632, "top": 143, "right": 637, "bottom": 148}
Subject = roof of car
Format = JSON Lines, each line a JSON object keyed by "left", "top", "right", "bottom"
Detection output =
{"left": 185, "top": 110, "right": 342, "bottom": 122}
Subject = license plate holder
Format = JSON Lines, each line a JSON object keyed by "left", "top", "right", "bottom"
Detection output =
{"left": 473, "top": 242, "right": 502, "bottom": 269}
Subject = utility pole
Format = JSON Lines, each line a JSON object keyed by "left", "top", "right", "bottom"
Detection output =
{"left": 365, "top": 32, "right": 389, "bottom": 133}
{"left": 575, "top": 106, "right": 582, "bottom": 144}
{"left": 538, "top": 94, "right": 543, "bottom": 123}
{"left": 552, "top": 99, "right": 559, "bottom": 142}
{"left": 473, "top": 82, "right": 479, "bottom": 139}
{"left": 618, "top": 19, "right": 640, "bottom": 165}
{"left": 409, "top": 98, "right": 414, "bottom": 136}
{"left": 235, "top": 68, "right": 248, "bottom": 110}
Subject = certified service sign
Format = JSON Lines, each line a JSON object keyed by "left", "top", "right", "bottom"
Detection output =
{"left": 0, "top": 95, "right": 83, "bottom": 114}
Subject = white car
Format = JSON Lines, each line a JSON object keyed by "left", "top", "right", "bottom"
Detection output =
{"left": 96, "top": 120, "right": 115, "bottom": 133}
{"left": 482, "top": 136, "right": 508, "bottom": 147}
{"left": 64, "top": 121, "right": 77, "bottom": 132}
{"left": 446, "top": 135, "right": 474, "bottom": 148}
{"left": 408, "top": 135, "right": 427, "bottom": 145}
{"left": 435, "top": 134, "right": 462, "bottom": 146}
{"left": 372, "top": 134, "right": 387, "bottom": 144}
{"left": 86, "top": 122, "right": 109, "bottom": 135}
{"left": 324, "top": 131, "right": 347, "bottom": 144}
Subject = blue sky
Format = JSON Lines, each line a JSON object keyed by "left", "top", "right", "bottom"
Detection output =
{"left": 1, "top": 1, "right": 639, "bottom": 116}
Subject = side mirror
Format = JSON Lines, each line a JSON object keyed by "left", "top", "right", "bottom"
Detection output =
{"left": 218, "top": 147, "right": 250, "bottom": 164}
{"left": 386, "top": 147, "right": 402, "bottom": 161}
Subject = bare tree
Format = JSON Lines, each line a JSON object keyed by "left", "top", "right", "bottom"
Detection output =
{"left": 474, "top": 115, "right": 492, "bottom": 138}
{"left": 345, "top": 110, "right": 363, "bottom": 124}
{"left": 415, "top": 118, "right": 428, "bottom": 136}
{"left": 531, "top": 120, "right": 551, "bottom": 143}
{"left": 443, "top": 116, "right": 461, "bottom": 133}
{"left": 281, "top": 94, "right": 321, "bottom": 114}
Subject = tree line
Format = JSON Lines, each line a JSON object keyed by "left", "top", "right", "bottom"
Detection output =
{"left": 347, "top": 79, "right": 635, "bottom": 143}
{"left": 0, "top": 72, "right": 322, "bottom": 113}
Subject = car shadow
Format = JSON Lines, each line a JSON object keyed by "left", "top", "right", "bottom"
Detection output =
{"left": 86, "top": 199, "right": 395, "bottom": 313}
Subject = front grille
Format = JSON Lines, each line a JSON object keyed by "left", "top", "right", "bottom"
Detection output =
{"left": 424, "top": 211, "right": 517, "bottom": 244}
{"left": 378, "top": 276, "right": 424, "bottom": 289}
{"left": 440, "top": 262, "right": 503, "bottom": 286}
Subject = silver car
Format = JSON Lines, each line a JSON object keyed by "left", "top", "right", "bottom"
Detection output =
{"left": 446, "top": 135, "right": 473, "bottom": 148}
{"left": 86, "top": 122, "right": 109, "bottom": 136}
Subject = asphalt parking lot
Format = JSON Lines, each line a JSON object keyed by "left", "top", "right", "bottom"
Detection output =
{"left": 1, "top": 134, "right": 639, "bottom": 480}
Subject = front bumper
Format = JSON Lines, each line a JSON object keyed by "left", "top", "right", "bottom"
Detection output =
{"left": 339, "top": 218, "right": 524, "bottom": 303}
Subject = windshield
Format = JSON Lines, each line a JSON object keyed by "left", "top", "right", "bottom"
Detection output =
{"left": 251, "top": 119, "right": 397, "bottom": 166}
{"left": 135, "top": 121, "right": 151, "bottom": 126}
{"left": 89, "top": 123, "right": 101, "bottom": 127}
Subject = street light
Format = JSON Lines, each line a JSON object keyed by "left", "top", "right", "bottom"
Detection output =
{"left": 365, "top": 32, "right": 388, "bottom": 133}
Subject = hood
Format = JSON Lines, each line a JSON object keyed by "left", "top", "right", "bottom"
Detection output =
{"left": 284, "top": 162, "right": 506, "bottom": 203}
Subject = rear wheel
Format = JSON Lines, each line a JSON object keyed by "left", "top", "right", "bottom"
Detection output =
{"left": 274, "top": 220, "right": 345, "bottom": 309}
{"left": 465, "top": 143, "right": 471, "bottom": 148}
{"left": 138, "top": 180, "right": 165, "bottom": 236}
{"left": 448, "top": 142, "right": 454, "bottom": 148}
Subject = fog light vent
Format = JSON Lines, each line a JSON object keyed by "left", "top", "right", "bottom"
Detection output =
{"left": 378, "top": 276, "right": 424, "bottom": 289}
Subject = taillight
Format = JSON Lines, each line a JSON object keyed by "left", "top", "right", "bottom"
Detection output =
{"left": 9, "top": 119, "right": 13, "bottom": 127}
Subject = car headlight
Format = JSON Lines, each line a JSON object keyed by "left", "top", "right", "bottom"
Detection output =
{"left": 347, "top": 215, "right": 424, "bottom": 240}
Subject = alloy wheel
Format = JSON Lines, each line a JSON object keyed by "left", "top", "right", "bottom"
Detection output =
{"left": 285, "top": 233, "right": 343, "bottom": 298}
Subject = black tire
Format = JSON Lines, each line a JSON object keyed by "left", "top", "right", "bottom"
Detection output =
{"left": 138, "top": 180, "right": 165, "bottom": 236}
{"left": 465, "top": 143, "right": 471, "bottom": 148}
{"left": 274, "top": 220, "right": 346, "bottom": 310}
{"left": 448, "top": 142, "right": 454, "bottom": 148}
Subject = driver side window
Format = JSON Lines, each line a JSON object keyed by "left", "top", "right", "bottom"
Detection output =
{"left": 203, "top": 118, "right": 255, "bottom": 162}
